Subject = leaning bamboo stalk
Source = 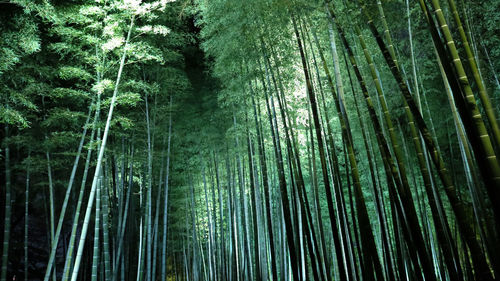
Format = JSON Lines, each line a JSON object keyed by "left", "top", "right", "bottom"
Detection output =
{"left": 420, "top": 0, "right": 500, "bottom": 224}
{"left": 326, "top": 6, "right": 437, "bottom": 280}
{"left": 260, "top": 61, "right": 300, "bottom": 281}
{"left": 438, "top": 52, "right": 497, "bottom": 272}
{"left": 43, "top": 99, "right": 94, "bottom": 281}
{"left": 445, "top": 0, "right": 500, "bottom": 149}
{"left": 45, "top": 148, "right": 56, "bottom": 281}
{"left": 70, "top": 16, "right": 135, "bottom": 281}
{"left": 263, "top": 37, "right": 324, "bottom": 281}
{"left": 342, "top": 44, "right": 396, "bottom": 280}
{"left": 62, "top": 94, "right": 101, "bottom": 281}
{"left": 354, "top": 18, "right": 464, "bottom": 280}
{"left": 251, "top": 92, "right": 278, "bottom": 281}
{"left": 357, "top": 1, "right": 495, "bottom": 279}
{"left": 292, "top": 15, "right": 353, "bottom": 280}
{"left": 310, "top": 37, "right": 358, "bottom": 281}
{"left": 112, "top": 146, "right": 133, "bottom": 281}
{"left": 481, "top": 43, "right": 500, "bottom": 91}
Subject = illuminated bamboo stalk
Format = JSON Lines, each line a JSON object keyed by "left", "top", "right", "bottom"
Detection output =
{"left": 70, "top": 16, "right": 135, "bottom": 281}
{"left": 91, "top": 180, "right": 101, "bottom": 281}
{"left": 357, "top": 1, "right": 495, "bottom": 278}
{"left": 445, "top": 0, "right": 500, "bottom": 149}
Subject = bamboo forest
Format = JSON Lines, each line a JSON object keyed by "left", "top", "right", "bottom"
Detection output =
{"left": 2, "top": 0, "right": 500, "bottom": 280}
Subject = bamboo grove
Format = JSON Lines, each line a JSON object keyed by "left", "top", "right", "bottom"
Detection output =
{"left": 1, "top": 0, "right": 500, "bottom": 280}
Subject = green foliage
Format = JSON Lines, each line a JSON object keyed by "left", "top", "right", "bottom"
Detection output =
{"left": 2, "top": 0, "right": 500, "bottom": 280}
{"left": 0, "top": 14, "right": 40, "bottom": 75}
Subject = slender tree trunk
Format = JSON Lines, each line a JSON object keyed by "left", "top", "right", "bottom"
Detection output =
{"left": 161, "top": 95, "right": 173, "bottom": 281}
{"left": 24, "top": 153, "right": 30, "bottom": 281}
{"left": 1, "top": 125, "right": 11, "bottom": 281}
{"left": 92, "top": 180, "right": 102, "bottom": 281}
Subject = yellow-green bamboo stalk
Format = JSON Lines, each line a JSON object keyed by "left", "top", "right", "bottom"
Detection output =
{"left": 373, "top": 2, "right": 463, "bottom": 278}
{"left": 358, "top": 1, "right": 496, "bottom": 279}
{"left": 445, "top": 0, "right": 500, "bottom": 149}
{"left": 427, "top": 0, "right": 500, "bottom": 187}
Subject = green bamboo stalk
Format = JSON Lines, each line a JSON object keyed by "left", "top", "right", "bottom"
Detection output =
{"left": 445, "top": 0, "right": 500, "bottom": 149}
{"left": 438, "top": 52, "right": 496, "bottom": 273}
{"left": 136, "top": 204, "right": 144, "bottom": 281}
{"left": 45, "top": 149, "right": 57, "bottom": 281}
{"left": 246, "top": 124, "right": 262, "bottom": 281}
{"left": 70, "top": 15, "right": 135, "bottom": 281}
{"left": 342, "top": 46, "right": 396, "bottom": 280}
{"left": 355, "top": 21, "right": 448, "bottom": 278}
{"left": 145, "top": 93, "right": 153, "bottom": 281}
{"left": 24, "top": 153, "right": 30, "bottom": 281}
{"left": 209, "top": 160, "right": 220, "bottom": 281}
{"left": 151, "top": 170, "right": 162, "bottom": 281}
{"left": 309, "top": 34, "right": 357, "bottom": 281}
{"left": 91, "top": 179, "right": 101, "bottom": 281}
{"left": 62, "top": 93, "right": 101, "bottom": 281}
{"left": 327, "top": 6, "right": 438, "bottom": 280}
{"left": 307, "top": 24, "right": 339, "bottom": 281}
{"left": 481, "top": 43, "right": 500, "bottom": 91}
{"left": 161, "top": 95, "right": 172, "bottom": 281}
{"left": 358, "top": 1, "right": 496, "bottom": 278}
{"left": 112, "top": 145, "right": 133, "bottom": 281}
{"left": 258, "top": 52, "right": 300, "bottom": 281}
{"left": 251, "top": 92, "right": 278, "bottom": 281}
{"left": 43, "top": 98, "right": 94, "bottom": 281}
{"left": 101, "top": 163, "right": 112, "bottom": 281}
{"left": 292, "top": 16, "right": 354, "bottom": 280}
{"left": 1, "top": 125, "right": 11, "bottom": 281}
{"left": 264, "top": 35, "right": 324, "bottom": 281}
{"left": 202, "top": 161, "right": 216, "bottom": 281}
{"left": 424, "top": 0, "right": 500, "bottom": 220}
